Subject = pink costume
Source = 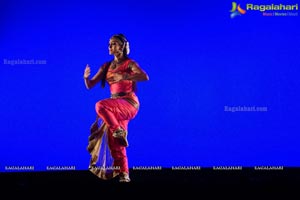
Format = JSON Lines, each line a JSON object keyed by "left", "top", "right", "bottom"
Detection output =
{"left": 87, "top": 58, "right": 139, "bottom": 180}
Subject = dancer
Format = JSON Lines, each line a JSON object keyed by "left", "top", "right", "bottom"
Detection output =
{"left": 83, "top": 34, "right": 149, "bottom": 182}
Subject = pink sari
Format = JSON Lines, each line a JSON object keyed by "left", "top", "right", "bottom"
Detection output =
{"left": 87, "top": 58, "right": 139, "bottom": 179}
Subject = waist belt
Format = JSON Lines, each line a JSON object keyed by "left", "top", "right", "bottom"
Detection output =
{"left": 111, "top": 92, "right": 130, "bottom": 98}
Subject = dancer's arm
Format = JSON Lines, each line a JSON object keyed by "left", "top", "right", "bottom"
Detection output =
{"left": 83, "top": 64, "right": 105, "bottom": 89}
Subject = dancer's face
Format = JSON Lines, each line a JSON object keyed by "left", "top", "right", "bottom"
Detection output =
{"left": 108, "top": 38, "right": 123, "bottom": 55}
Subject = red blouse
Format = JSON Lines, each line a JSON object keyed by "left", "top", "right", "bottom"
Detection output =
{"left": 106, "top": 58, "right": 139, "bottom": 104}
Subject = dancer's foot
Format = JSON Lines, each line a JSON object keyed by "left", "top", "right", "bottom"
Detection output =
{"left": 113, "top": 128, "right": 129, "bottom": 147}
{"left": 119, "top": 172, "right": 131, "bottom": 182}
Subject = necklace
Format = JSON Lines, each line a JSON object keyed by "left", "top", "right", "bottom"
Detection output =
{"left": 111, "top": 58, "right": 126, "bottom": 70}
{"left": 110, "top": 62, "right": 117, "bottom": 70}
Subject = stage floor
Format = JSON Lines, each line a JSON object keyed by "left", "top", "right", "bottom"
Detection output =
{"left": 1, "top": 168, "right": 299, "bottom": 196}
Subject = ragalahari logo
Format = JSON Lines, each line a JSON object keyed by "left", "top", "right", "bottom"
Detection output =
{"left": 230, "top": 2, "right": 246, "bottom": 18}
